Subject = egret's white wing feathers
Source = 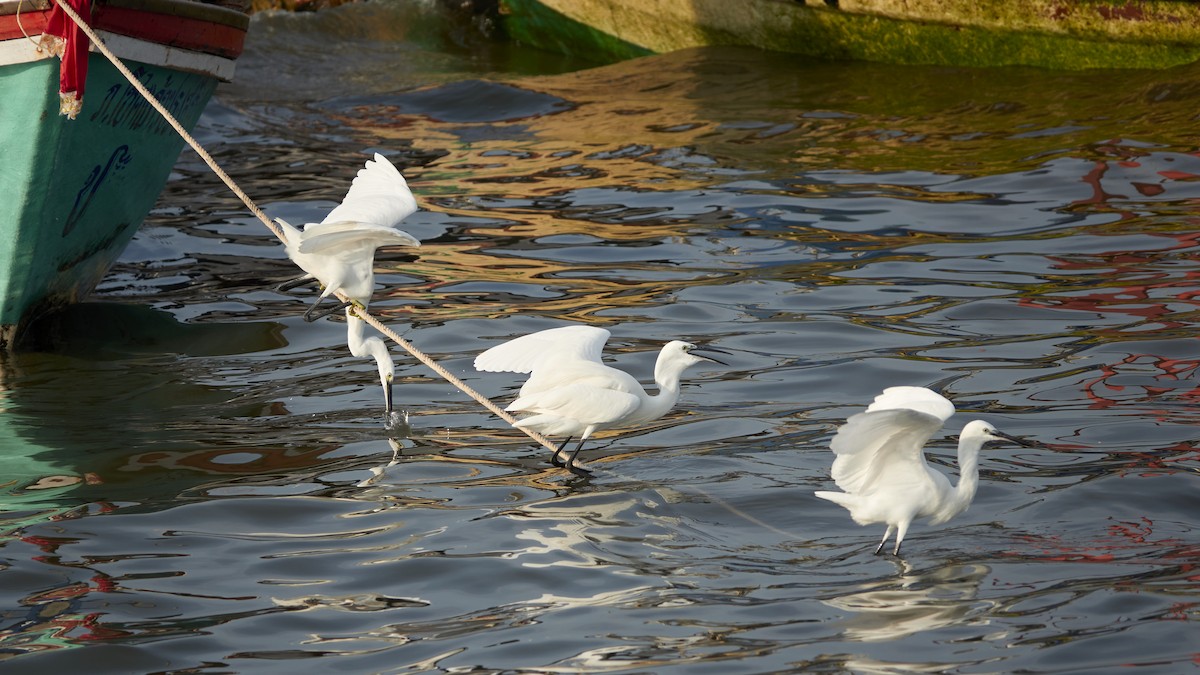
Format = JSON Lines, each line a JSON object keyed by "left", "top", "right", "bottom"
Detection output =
{"left": 321, "top": 153, "right": 417, "bottom": 228}
{"left": 508, "top": 381, "right": 641, "bottom": 426}
{"left": 474, "top": 326, "right": 611, "bottom": 374}
{"left": 865, "top": 386, "right": 954, "bottom": 421}
{"left": 297, "top": 223, "right": 421, "bottom": 255}
{"left": 829, "top": 408, "right": 946, "bottom": 495}
{"left": 276, "top": 155, "right": 421, "bottom": 320}
{"left": 276, "top": 217, "right": 302, "bottom": 244}
{"left": 512, "top": 414, "right": 585, "bottom": 437}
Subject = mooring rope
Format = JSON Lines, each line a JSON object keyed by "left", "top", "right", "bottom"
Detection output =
{"left": 49, "top": 0, "right": 558, "bottom": 453}
{"left": 13, "top": 0, "right": 42, "bottom": 48}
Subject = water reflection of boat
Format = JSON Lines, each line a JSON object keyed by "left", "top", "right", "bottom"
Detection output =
{"left": 0, "top": 433, "right": 86, "bottom": 539}
{"left": 0, "top": 0, "right": 248, "bottom": 348}
{"left": 0, "top": 303, "right": 286, "bottom": 538}
{"left": 500, "top": 0, "right": 1200, "bottom": 69}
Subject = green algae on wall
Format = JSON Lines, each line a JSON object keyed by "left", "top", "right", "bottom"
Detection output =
{"left": 500, "top": 0, "right": 1200, "bottom": 69}
{"left": 500, "top": 0, "right": 653, "bottom": 64}
{"left": 833, "top": 0, "right": 1200, "bottom": 46}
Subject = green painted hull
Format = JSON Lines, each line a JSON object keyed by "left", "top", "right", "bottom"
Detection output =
{"left": 0, "top": 55, "right": 216, "bottom": 349}
{"left": 501, "top": 0, "right": 1200, "bottom": 69}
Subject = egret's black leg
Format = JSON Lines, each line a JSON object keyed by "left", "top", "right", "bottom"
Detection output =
{"left": 873, "top": 526, "right": 894, "bottom": 555}
{"left": 563, "top": 438, "right": 591, "bottom": 475}
{"left": 892, "top": 523, "right": 910, "bottom": 557}
{"left": 550, "top": 437, "right": 574, "bottom": 466}
{"left": 277, "top": 275, "right": 317, "bottom": 292}
{"left": 303, "top": 298, "right": 353, "bottom": 322}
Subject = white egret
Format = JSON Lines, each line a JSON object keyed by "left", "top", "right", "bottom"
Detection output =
{"left": 473, "top": 325, "right": 728, "bottom": 473}
{"left": 814, "top": 386, "right": 1036, "bottom": 556}
{"left": 276, "top": 153, "right": 421, "bottom": 321}
{"left": 345, "top": 307, "right": 394, "bottom": 413}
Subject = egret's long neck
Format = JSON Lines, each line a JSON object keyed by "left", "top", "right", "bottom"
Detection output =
{"left": 346, "top": 312, "right": 393, "bottom": 381}
{"left": 346, "top": 311, "right": 368, "bottom": 356}
{"left": 950, "top": 438, "right": 983, "bottom": 515}
{"left": 639, "top": 352, "right": 686, "bottom": 419}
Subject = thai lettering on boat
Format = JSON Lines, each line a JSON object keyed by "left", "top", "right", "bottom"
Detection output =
{"left": 87, "top": 67, "right": 209, "bottom": 135}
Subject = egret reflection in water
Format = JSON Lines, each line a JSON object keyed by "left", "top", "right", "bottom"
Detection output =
{"left": 823, "top": 563, "right": 995, "bottom": 642}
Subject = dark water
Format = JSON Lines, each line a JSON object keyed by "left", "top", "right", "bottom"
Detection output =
{"left": 2, "top": 2, "right": 1199, "bottom": 672}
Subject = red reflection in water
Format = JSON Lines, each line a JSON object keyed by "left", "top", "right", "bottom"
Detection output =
{"left": 0, "top": 535, "right": 131, "bottom": 651}
{"left": 1017, "top": 151, "right": 1200, "bottom": 417}
{"left": 1008, "top": 516, "right": 1200, "bottom": 566}
{"left": 1079, "top": 354, "right": 1200, "bottom": 410}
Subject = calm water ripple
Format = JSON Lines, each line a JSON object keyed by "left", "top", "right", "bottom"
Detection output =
{"left": 1, "top": 2, "right": 1198, "bottom": 672}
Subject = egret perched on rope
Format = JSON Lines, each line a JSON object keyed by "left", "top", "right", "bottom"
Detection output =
{"left": 275, "top": 153, "right": 421, "bottom": 322}
{"left": 814, "top": 386, "right": 1038, "bottom": 556}
{"left": 474, "top": 325, "right": 728, "bottom": 474}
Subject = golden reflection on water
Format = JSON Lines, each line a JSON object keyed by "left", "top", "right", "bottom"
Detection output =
{"left": 334, "top": 48, "right": 1200, "bottom": 347}
{"left": 378, "top": 239, "right": 694, "bottom": 325}
{"left": 342, "top": 48, "right": 1200, "bottom": 184}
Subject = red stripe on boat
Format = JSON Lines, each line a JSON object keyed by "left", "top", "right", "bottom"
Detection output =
{"left": 94, "top": 5, "right": 245, "bottom": 59}
{"left": 0, "top": 5, "right": 245, "bottom": 59}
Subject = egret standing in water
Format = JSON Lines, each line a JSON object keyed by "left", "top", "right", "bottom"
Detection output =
{"left": 345, "top": 307, "right": 394, "bottom": 413}
{"left": 276, "top": 153, "right": 421, "bottom": 321}
{"left": 814, "top": 386, "right": 1037, "bottom": 556}
{"left": 474, "top": 325, "right": 728, "bottom": 474}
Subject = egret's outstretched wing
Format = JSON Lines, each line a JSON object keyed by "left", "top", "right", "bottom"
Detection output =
{"left": 828, "top": 408, "right": 947, "bottom": 496}
{"left": 297, "top": 222, "right": 421, "bottom": 256}
{"left": 866, "top": 386, "right": 954, "bottom": 421}
{"left": 475, "top": 326, "right": 611, "bottom": 374}
{"left": 322, "top": 153, "right": 418, "bottom": 229}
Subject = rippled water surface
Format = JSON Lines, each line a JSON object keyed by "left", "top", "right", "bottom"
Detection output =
{"left": 3, "top": 3, "right": 1199, "bottom": 672}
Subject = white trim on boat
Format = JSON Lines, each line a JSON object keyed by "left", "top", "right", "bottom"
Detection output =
{"left": 0, "top": 31, "right": 237, "bottom": 80}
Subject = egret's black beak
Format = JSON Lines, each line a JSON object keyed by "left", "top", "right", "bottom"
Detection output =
{"left": 694, "top": 346, "right": 731, "bottom": 366}
{"left": 990, "top": 429, "right": 1041, "bottom": 448}
{"left": 383, "top": 376, "right": 394, "bottom": 414}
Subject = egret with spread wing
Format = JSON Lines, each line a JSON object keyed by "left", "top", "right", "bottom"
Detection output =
{"left": 276, "top": 153, "right": 421, "bottom": 321}
{"left": 474, "top": 325, "right": 728, "bottom": 474}
{"left": 815, "top": 386, "right": 1037, "bottom": 556}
